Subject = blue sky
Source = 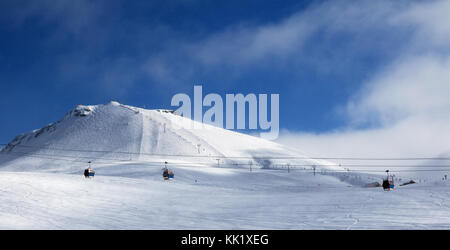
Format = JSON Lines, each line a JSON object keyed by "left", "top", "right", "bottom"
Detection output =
{"left": 1, "top": 0, "right": 450, "bottom": 158}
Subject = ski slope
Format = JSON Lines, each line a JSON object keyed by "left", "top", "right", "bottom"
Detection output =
{"left": 0, "top": 102, "right": 449, "bottom": 229}
{"left": 0, "top": 101, "right": 339, "bottom": 172}
{"left": 0, "top": 168, "right": 449, "bottom": 229}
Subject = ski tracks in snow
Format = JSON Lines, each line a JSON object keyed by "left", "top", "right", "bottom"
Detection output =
{"left": 156, "top": 112, "right": 225, "bottom": 158}
{"left": 345, "top": 193, "right": 374, "bottom": 230}
{"left": 429, "top": 189, "right": 450, "bottom": 210}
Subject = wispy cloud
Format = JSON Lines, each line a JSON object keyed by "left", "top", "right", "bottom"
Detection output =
{"left": 140, "top": 0, "right": 407, "bottom": 84}
{"left": 277, "top": 0, "right": 450, "bottom": 170}
{"left": 0, "top": 0, "right": 108, "bottom": 35}
{"left": 346, "top": 55, "right": 450, "bottom": 127}
{"left": 1, "top": 0, "right": 433, "bottom": 92}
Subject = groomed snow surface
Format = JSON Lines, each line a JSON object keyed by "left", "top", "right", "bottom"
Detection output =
{"left": 0, "top": 102, "right": 449, "bottom": 229}
{"left": 0, "top": 167, "right": 449, "bottom": 229}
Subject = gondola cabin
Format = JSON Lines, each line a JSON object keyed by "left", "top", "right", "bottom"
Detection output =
{"left": 84, "top": 168, "right": 95, "bottom": 178}
{"left": 382, "top": 170, "right": 394, "bottom": 191}
{"left": 162, "top": 167, "right": 174, "bottom": 180}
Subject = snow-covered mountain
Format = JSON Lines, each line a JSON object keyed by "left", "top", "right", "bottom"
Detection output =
{"left": 0, "top": 101, "right": 341, "bottom": 173}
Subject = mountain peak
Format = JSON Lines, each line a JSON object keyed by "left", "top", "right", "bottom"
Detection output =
{"left": 108, "top": 100, "right": 121, "bottom": 106}
{"left": 71, "top": 105, "right": 95, "bottom": 117}
{"left": 0, "top": 102, "right": 340, "bottom": 172}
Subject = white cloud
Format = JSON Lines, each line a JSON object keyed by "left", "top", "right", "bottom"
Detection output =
{"left": 393, "top": 0, "right": 450, "bottom": 47}
{"left": 277, "top": 0, "right": 450, "bottom": 175}
{"left": 188, "top": 14, "right": 314, "bottom": 67}
{"left": 140, "top": 0, "right": 437, "bottom": 85}
{"left": 6, "top": 0, "right": 440, "bottom": 92}
{"left": 346, "top": 55, "right": 450, "bottom": 127}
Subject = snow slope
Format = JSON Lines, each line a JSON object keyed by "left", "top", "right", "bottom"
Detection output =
{"left": 0, "top": 101, "right": 340, "bottom": 173}
{"left": 0, "top": 170, "right": 449, "bottom": 229}
{"left": 1, "top": 102, "right": 449, "bottom": 229}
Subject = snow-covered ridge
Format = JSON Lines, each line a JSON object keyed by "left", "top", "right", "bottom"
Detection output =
{"left": 0, "top": 101, "right": 342, "bottom": 173}
{"left": 2, "top": 104, "right": 97, "bottom": 153}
